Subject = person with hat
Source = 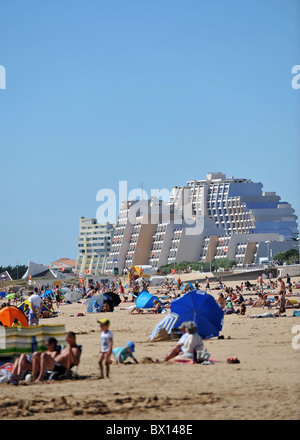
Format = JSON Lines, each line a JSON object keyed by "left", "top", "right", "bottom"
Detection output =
{"left": 156, "top": 322, "right": 189, "bottom": 362}
{"left": 171, "top": 322, "right": 204, "bottom": 363}
{"left": 111, "top": 342, "right": 138, "bottom": 364}
{"left": 92, "top": 300, "right": 101, "bottom": 313}
{"left": 97, "top": 318, "right": 113, "bottom": 379}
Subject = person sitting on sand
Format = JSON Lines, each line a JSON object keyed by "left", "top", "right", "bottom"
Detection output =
{"left": 92, "top": 300, "right": 101, "bottom": 313}
{"left": 101, "top": 299, "right": 111, "bottom": 312}
{"left": 251, "top": 293, "right": 265, "bottom": 308}
{"left": 233, "top": 293, "right": 245, "bottom": 305}
{"left": 270, "top": 295, "right": 280, "bottom": 308}
{"left": 156, "top": 322, "right": 189, "bottom": 362}
{"left": 224, "top": 299, "right": 236, "bottom": 315}
{"left": 236, "top": 303, "right": 246, "bottom": 315}
{"left": 171, "top": 322, "right": 204, "bottom": 363}
{"left": 217, "top": 293, "right": 226, "bottom": 309}
{"left": 147, "top": 299, "right": 163, "bottom": 314}
{"left": 23, "top": 303, "right": 30, "bottom": 320}
{"left": 9, "top": 337, "right": 60, "bottom": 385}
{"left": 33, "top": 332, "right": 81, "bottom": 383}
{"left": 111, "top": 341, "right": 138, "bottom": 364}
{"left": 11, "top": 318, "right": 22, "bottom": 327}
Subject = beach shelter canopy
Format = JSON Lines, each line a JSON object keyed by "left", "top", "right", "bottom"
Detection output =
{"left": 41, "top": 290, "right": 54, "bottom": 298}
{"left": 181, "top": 283, "right": 194, "bottom": 291}
{"left": 64, "top": 291, "right": 82, "bottom": 303}
{"left": 85, "top": 294, "right": 105, "bottom": 313}
{"left": 18, "top": 299, "right": 51, "bottom": 314}
{"left": 136, "top": 291, "right": 162, "bottom": 309}
{"left": 170, "top": 290, "right": 224, "bottom": 339}
{"left": 150, "top": 312, "right": 180, "bottom": 341}
{"left": 64, "top": 291, "right": 82, "bottom": 302}
{"left": 0, "top": 306, "right": 28, "bottom": 327}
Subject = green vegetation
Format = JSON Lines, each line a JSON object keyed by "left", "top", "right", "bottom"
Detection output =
{"left": 159, "top": 258, "right": 237, "bottom": 273}
{"left": 273, "top": 248, "right": 299, "bottom": 264}
{"left": 0, "top": 264, "right": 28, "bottom": 280}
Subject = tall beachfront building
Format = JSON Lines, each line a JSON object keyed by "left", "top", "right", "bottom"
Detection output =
{"left": 75, "top": 217, "right": 115, "bottom": 276}
{"left": 105, "top": 173, "right": 298, "bottom": 274}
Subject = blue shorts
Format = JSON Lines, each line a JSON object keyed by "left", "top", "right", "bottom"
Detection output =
{"left": 29, "top": 310, "right": 39, "bottom": 324}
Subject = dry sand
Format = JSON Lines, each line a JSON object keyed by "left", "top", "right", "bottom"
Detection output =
{"left": 1, "top": 277, "right": 300, "bottom": 421}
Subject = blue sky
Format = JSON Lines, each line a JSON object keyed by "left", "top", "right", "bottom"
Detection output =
{"left": 0, "top": 0, "right": 299, "bottom": 266}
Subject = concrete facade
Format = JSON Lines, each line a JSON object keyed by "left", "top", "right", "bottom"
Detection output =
{"left": 105, "top": 172, "right": 299, "bottom": 274}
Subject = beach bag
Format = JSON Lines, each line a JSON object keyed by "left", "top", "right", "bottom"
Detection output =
{"left": 194, "top": 349, "right": 211, "bottom": 364}
{"left": 0, "top": 366, "right": 12, "bottom": 383}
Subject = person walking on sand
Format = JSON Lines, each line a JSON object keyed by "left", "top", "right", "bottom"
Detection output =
{"left": 97, "top": 318, "right": 113, "bottom": 379}
{"left": 55, "top": 285, "right": 61, "bottom": 308}
{"left": 28, "top": 289, "right": 43, "bottom": 326}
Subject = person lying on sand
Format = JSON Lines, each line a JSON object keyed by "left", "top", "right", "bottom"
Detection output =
{"left": 119, "top": 305, "right": 144, "bottom": 314}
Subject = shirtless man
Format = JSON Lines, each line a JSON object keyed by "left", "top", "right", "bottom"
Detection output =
{"left": 278, "top": 277, "right": 286, "bottom": 295}
{"left": 34, "top": 332, "right": 81, "bottom": 383}
{"left": 10, "top": 337, "right": 59, "bottom": 385}
{"left": 257, "top": 274, "right": 265, "bottom": 293}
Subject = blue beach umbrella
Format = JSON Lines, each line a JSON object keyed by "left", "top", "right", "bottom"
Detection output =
{"left": 170, "top": 290, "right": 224, "bottom": 339}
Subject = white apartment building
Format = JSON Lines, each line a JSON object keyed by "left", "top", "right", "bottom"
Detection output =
{"left": 105, "top": 172, "right": 298, "bottom": 273}
{"left": 105, "top": 199, "right": 163, "bottom": 275}
{"left": 75, "top": 217, "right": 115, "bottom": 276}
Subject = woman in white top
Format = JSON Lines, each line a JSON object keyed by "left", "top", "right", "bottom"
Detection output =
{"left": 171, "top": 322, "right": 204, "bottom": 362}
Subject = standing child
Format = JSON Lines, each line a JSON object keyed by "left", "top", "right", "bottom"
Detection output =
{"left": 97, "top": 318, "right": 113, "bottom": 379}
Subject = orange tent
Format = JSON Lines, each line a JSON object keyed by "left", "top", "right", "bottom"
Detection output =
{"left": 0, "top": 306, "right": 28, "bottom": 327}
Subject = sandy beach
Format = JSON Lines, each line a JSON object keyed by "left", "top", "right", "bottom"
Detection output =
{"left": 1, "top": 275, "right": 299, "bottom": 421}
